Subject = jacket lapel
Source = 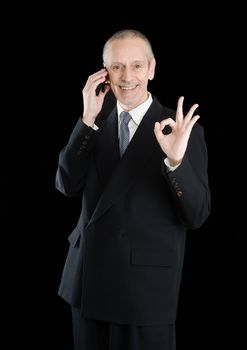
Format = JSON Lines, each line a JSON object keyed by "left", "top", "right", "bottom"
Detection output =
{"left": 94, "top": 106, "right": 120, "bottom": 187}
{"left": 88, "top": 97, "right": 166, "bottom": 227}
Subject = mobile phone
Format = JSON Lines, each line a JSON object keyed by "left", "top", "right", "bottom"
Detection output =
{"left": 95, "top": 70, "right": 110, "bottom": 96}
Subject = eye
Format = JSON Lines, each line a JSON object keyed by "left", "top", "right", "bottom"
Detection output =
{"left": 135, "top": 64, "right": 142, "bottom": 69}
{"left": 111, "top": 65, "right": 121, "bottom": 71}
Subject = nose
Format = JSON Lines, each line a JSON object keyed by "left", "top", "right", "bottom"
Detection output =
{"left": 121, "top": 67, "right": 132, "bottom": 82}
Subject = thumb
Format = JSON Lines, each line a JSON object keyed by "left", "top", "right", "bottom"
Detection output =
{"left": 154, "top": 122, "right": 163, "bottom": 141}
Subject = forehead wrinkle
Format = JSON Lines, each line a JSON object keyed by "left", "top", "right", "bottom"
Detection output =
{"left": 110, "top": 60, "right": 146, "bottom": 66}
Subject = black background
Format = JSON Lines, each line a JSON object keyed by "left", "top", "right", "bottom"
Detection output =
{"left": 1, "top": 5, "right": 242, "bottom": 349}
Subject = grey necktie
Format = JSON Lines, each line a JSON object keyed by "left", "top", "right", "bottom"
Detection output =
{"left": 119, "top": 111, "right": 132, "bottom": 156}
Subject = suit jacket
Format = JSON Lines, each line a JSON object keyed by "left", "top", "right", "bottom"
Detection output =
{"left": 55, "top": 95, "right": 211, "bottom": 325}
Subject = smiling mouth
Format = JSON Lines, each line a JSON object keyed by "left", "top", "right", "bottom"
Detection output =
{"left": 119, "top": 85, "right": 139, "bottom": 90}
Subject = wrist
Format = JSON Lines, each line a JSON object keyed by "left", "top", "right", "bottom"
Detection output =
{"left": 167, "top": 158, "right": 182, "bottom": 167}
{"left": 82, "top": 115, "right": 95, "bottom": 128}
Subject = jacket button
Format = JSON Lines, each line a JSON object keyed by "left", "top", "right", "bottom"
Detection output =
{"left": 176, "top": 190, "right": 183, "bottom": 197}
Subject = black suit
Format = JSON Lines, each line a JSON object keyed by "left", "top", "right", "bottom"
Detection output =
{"left": 55, "top": 95, "right": 210, "bottom": 330}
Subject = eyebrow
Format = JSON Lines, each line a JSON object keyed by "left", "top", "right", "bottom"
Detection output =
{"left": 110, "top": 60, "right": 146, "bottom": 65}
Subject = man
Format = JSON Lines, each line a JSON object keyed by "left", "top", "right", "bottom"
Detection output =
{"left": 55, "top": 29, "right": 211, "bottom": 350}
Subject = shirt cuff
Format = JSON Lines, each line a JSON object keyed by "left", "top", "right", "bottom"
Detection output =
{"left": 92, "top": 123, "right": 99, "bottom": 131}
{"left": 164, "top": 158, "right": 181, "bottom": 172}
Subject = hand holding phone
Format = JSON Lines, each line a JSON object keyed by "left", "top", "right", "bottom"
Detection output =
{"left": 96, "top": 69, "right": 110, "bottom": 95}
{"left": 82, "top": 68, "right": 111, "bottom": 126}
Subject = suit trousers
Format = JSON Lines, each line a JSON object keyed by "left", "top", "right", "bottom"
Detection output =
{"left": 71, "top": 307, "right": 176, "bottom": 350}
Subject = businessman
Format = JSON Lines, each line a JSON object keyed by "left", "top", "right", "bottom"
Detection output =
{"left": 55, "top": 29, "right": 211, "bottom": 350}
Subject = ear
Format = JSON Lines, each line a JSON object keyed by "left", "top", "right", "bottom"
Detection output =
{"left": 148, "top": 58, "right": 156, "bottom": 81}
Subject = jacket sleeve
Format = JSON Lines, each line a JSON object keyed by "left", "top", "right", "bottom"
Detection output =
{"left": 55, "top": 118, "right": 97, "bottom": 197}
{"left": 163, "top": 123, "right": 211, "bottom": 229}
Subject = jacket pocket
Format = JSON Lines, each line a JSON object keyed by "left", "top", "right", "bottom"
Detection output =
{"left": 131, "top": 248, "right": 174, "bottom": 267}
{"left": 68, "top": 228, "right": 81, "bottom": 247}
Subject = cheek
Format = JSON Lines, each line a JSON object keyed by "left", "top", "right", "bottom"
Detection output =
{"left": 140, "top": 74, "right": 150, "bottom": 84}
{"left": 108, "top": 72, "right": 119, "bottom": 82}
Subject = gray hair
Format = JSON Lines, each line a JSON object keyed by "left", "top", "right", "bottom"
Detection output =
{"left": 103, "top": 29, "right": 154, "bottom": 66}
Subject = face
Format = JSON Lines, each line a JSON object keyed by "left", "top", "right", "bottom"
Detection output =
{"left": 104, "top": 37, "right": 156, "bottom": 110}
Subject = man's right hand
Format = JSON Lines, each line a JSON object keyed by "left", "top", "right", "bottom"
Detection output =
{"left": 82, "top": 68, "right": 111, "bottom": 127}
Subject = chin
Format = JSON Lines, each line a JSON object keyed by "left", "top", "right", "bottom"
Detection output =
{"left": 118, "top": 94, "right": 139, "bottom": 107}
{"left": 120, "top": 99, "right": 136, "bottom": 109}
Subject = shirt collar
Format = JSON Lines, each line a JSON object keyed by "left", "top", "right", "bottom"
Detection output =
{"left": 117, "top": 93, "right": 153, "bottom": 126}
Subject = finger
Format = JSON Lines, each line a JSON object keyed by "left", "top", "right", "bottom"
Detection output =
{"left": 186, "top": 115, "right": 200, "bottom": 132}
{"left": 189, "top": 114, "right": 200, "bottom": 125}
{"left": 89, "top": 68, "right": 107, "bottom": 80}
{"left": 176, "top": 96, "right": 184, "bottom": 124}
{"left": 160, "top": 118, "right": 176, "bottom": 131}
{"left": 91, "top": 69, "right": 108, "bottom": 83}
{"left": 184, "top": 103, "right": 199, "bottom": 123}
{"left": 154, "top": 122, "right": 164, "bottom": 142}
{"left": 84, "top": 75, "right": 108, "bottom": 95}
{"left": 83, "top": 70, "right": 108, "bottom": 92}
{"left": 98, "top": 84, "right": 111, "bottom": 98}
